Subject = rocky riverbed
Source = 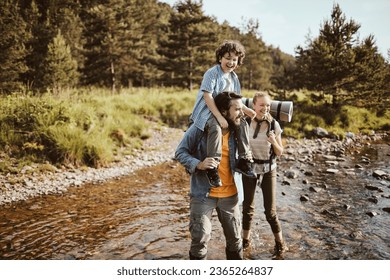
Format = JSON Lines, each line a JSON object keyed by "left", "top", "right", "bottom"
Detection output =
{"left": 0, "top": 123, "right": 389, "bottom": 260}
{"left": 0, "top": 124, "right": 389, "bottom": 207}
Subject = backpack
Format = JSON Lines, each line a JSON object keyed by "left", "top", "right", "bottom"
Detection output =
{"left": 246, "top": 116, "right": 277, "bottom": 170}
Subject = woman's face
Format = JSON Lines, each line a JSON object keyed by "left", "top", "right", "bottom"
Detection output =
{"left": 253, "top": 96, "right": 271, "bottom": 119}
{"left": 219, "top": 52, "right": 239, "bottom": 73}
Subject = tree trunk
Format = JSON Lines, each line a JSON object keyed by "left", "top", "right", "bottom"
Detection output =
{"left": 111, "top": 60, "right": 116, "bottom": 94}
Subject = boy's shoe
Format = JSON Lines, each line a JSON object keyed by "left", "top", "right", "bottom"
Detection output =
{"left": 235, "top": 159, "right": 256, "bottom": 178}
{"left": 206, "top": 168, "right": 222, "bottom": 187}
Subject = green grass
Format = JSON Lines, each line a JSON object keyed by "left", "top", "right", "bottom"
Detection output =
{"left": 0, "top": 87, "right": 196, "bottom": 170}
{"left": 0, "top": 87, "right": 388, "bottom": 171}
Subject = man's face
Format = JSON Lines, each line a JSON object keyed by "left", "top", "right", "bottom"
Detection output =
{"left": 225, "top": 99, "right": 244, "bottom": 126}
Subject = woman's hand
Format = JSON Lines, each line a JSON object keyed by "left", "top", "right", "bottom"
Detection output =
{"left": 267, "top": 130, "right": 277, "bottom": 144}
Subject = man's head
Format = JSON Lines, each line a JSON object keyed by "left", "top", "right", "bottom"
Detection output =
{"left": 215, "top": 92, "right": 244, "bottom": 127}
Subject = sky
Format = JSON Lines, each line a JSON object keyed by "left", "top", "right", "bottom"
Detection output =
{"left": 159, "top": 0, "right": 389, "bottom": 57}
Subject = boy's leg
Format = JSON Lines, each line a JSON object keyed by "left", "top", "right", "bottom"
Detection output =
{"left": 235, "top": 119, "right": 256, "bottom": 178}
{"left": 205, "top": 116, "right": 222, "bottom": 186}
{"left": 236, "top": 118, "right": 251, "bottom": 159}
{"left": 206, "top": 116, "right": 222, "bottom": 159}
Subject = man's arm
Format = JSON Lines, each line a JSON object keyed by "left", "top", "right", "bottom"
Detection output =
{"left": 175, "top": 126, "right": 203, "bottom": 174}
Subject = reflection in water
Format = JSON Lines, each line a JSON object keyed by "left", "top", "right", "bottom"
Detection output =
{"left": 0, "top": 142, "right": 389, "bottom": 260}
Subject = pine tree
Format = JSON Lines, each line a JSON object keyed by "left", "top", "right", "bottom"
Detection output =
{"left": 0, "top": 0, "right": 30, "bottom": 94}
{"left": 239, "top": 18, "right": 273, "bottom": 90}
{"left": 42, "top": 29, "right": 78, "bottom": 95}
{"left": 82, "top": 0, "right": 164, "bottom": 91}
{"left": 295, "top": 4, "right": 360, "bottom": 104}
{"left": 158, "top": 0, "right": 218, "bottom": 90}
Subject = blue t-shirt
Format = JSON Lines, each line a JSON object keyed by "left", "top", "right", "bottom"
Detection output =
{"left": 190, "top": 64, "right": 241, "bottom": 131}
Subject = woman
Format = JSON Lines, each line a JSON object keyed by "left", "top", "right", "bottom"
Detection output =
{"left": 242, "top": 91, "right": 288, "bottom": 260}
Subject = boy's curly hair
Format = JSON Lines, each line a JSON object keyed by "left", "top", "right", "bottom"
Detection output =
{"left": 215, "top": 40, "right": 246, "bottom": 66}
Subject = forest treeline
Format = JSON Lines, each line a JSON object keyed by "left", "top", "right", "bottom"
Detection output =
{"left": 1, "top": 0, "right": 389, "bottom": 107}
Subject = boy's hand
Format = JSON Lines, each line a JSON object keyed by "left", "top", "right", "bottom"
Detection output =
{"left": 217, "top": 116, "right": 229, "bottom": 129}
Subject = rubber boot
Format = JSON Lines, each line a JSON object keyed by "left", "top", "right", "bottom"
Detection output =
{"left": 225, "top": 247, "right": 243, "bottom": 260}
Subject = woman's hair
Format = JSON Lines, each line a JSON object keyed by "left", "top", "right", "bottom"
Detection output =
{"left": 215, "top": 91, "right": 242, "bottom": 113}
{"left": 253, "top": 91, "right": 273, "bottom": 122}
{"left": 215, "top": 40, "right": 245, "bottom": 66}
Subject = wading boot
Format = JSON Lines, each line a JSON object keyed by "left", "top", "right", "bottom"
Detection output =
{"left": 189, "top": 252, "right": 206, "bottom": 260}
{"left": 226, "top": 247, "right": 243, "bottom": 260}
{"left": 271, "top": 240, "right": 288, "bottom": 260}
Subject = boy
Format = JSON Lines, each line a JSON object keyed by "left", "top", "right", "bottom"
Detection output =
{"left": 190, "top": 40, "right": 256, "bottom": 186}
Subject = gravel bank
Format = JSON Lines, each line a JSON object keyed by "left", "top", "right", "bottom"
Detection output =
{"left": 0, "top": 123, "right": 184, "bottom": 205}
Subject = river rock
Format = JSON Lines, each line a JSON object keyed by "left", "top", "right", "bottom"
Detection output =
{"left": 309, "top": 186, "right": 321, "bottom": 192}
{"left": 345, "top": 132, "right": 355, "bottom": 139}
{"left": 365, "top": 184, "right": 380, "bottom": 191}
{"left": 285, "top": 170, "right": 298, "bottom": 179}
{"left": 373, "top": 170, "right": 387, "bottom": 179}
{"left": 325, "top": 161, "right": 339, "bottom": 165}
{"left": 304, "top": 171, "right": 314, "bottom": 176}
{"left": 368, "top": 197, "right": 379, "bottom": 204}
{"left": 323, "top": 155, "right": 337, "bottom": 160}
{"left": 312, "top": 127, "right": 329, "bottom": 138}
{"left": 326, "top": 169, "right": 339, "bottom": 174}
{"left": 366, "top": 211, "right": 379, "bottom": 217}
{"left": 300, "top": 194, "right": 310, "bottom": 201}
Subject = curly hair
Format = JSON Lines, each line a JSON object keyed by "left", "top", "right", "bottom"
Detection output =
{"left": 215, "top": 40, "right": 245, "bottom": 66}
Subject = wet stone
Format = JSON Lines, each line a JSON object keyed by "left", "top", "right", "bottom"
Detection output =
{"left": 373, "top": 170, "right": 388, "bottom": 179}
{"left": 365, "top": 184, "right": 380, "bottom": 191}
{"left": 368, "top": 197, "right": 379, "bottom": 204}
{"left": 366, "top": 211, "right": 379, "bottom": 217}
{"left": 300, "top": 195, "right": 310, "bottom": 202}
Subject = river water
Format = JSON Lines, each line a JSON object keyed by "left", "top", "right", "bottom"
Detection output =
{"left": 0, "top": 140, "right": 389, "bottom": 260}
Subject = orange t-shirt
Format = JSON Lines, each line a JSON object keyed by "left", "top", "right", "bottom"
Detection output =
{"left": 209, "top": 131, "right": 237, "bottom": 198}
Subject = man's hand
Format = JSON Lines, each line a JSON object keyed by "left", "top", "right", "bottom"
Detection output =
{"left": 197, "top": 157, "right": 219, "bottom": 170}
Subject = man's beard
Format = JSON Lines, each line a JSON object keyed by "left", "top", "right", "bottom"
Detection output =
{"left": 226, "top": 113, "right": 241, "bottom": 128}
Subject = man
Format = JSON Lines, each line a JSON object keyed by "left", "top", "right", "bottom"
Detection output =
{"left": 175, "top": 91, "right": 245, "bottom": 260}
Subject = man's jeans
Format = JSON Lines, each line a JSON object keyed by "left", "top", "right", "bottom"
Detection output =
{"left": 189, "top": 194, "right": 242, "bottom": 259}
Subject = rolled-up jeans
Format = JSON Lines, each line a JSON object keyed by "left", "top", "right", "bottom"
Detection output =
{"left": 242, "top": 168, "right": 282, "bottom": 234}
{"left": 189, "top": 194, "right": 242, "bottom": 259}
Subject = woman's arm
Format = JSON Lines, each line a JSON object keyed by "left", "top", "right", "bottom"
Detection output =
{"left": 267, "top": 131, "right": 283, "bottom": 157}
